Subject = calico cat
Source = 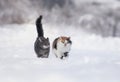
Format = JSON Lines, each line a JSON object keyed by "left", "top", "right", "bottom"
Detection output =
{"left": 52, "top": 36, "right": 72, "bottom": 59}
{"left": 34, "top": 15, "right": 50, "bottom": 58}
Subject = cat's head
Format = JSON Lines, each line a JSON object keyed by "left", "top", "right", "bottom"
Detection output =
{"left": 38, "top": 37, "right": 50, "bottom": 49}
{"left": 58, "top": 36, "right": 72, "bottom": 46}
{"left": 39, "top": 15, "right": 43, "bottom": 19}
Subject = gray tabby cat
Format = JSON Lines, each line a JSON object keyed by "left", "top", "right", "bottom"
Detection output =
{"left": 34, "top": 15, "right": 50, "bottom": 58}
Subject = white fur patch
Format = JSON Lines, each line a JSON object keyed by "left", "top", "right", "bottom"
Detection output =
{"left": 43, "top": 45, "right": 49, "bottom": 49}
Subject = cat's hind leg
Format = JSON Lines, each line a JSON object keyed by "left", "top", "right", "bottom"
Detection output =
{"left": 55, "top": 54, "right": 58, "bottom": 58}
{"left": 60, "top": 56, "right": 64, "bottom": 59}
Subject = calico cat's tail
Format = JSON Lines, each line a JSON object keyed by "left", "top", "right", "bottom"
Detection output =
{"left": 36, "top": 15, "right": 44, "bottom": 37}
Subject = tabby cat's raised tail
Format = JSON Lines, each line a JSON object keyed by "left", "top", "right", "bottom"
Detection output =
{"left": 36, "top": 15, "right": 44, "bottom": 37}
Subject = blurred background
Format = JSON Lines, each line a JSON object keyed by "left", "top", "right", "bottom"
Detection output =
{"left": 0, "top": 1, "right": 120, "bottom": 82}
{"left": 0, "top": 0, "right": 120, "bottom": 37}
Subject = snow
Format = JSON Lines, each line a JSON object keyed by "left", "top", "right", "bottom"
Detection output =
{"left": 0, "top": 24, "right": 120, "bottom": 82}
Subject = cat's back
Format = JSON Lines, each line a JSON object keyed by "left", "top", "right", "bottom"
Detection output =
{"left": 52, "top": 37, "right": 59, "bottom": 49}
{"left": 34, "top": 37, "right": 41, "bottom": 53}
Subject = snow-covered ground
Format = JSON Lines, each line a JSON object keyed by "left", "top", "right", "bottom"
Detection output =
{"left": 0, "top": 24, "right": 120, "bottom": 82}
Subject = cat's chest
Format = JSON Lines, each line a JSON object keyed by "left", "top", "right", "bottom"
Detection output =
{"left": 57, "top": 42, "right": 71, "bottom": 52}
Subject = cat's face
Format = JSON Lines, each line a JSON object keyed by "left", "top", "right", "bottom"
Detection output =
{"left": 58, "top": 36, "right": 72, "bottom": 46}
{"left": 38, "top": 37, "right": 50, "bottom": 49}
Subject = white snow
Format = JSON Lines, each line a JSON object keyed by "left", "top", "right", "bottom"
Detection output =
{"left": 0, "top": 24, "right": 120, "bottom": 82}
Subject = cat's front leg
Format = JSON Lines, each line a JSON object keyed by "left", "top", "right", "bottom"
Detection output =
{"left": 64, "top": 52, "right": 69, "bottom": 57}
{"left": 60, "top": 56, "right": 64, "bottom": 59}
{"left": 60, "top": 53, "right": 68, "bottom": 59}
{"left": 56, "top": 52, "right": 64, "bottom": 59}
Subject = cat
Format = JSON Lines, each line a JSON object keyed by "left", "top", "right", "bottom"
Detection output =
{"left": 34, "top": 15, "right": 50, "bottom": 58}
{"left": 52, "top": 36, "right": 72, "bottom": 59}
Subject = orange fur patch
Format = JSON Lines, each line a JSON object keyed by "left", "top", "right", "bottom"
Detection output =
{"left": 58, "top": 36, "right": 70, "bottom": 43}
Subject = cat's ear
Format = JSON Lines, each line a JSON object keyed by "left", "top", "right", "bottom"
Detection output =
{"left": 46, "top": 37, "right": 49, "bottom": 40}
{"left": 68, "top": 37, "right": 71, "bottom": 40}
{"left": 59, "top": 37, "right": 63, "bottom": 40}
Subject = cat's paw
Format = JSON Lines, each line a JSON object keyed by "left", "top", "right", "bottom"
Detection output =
{"left": 64, "top": 52, "right": 69, "bottom": 57}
